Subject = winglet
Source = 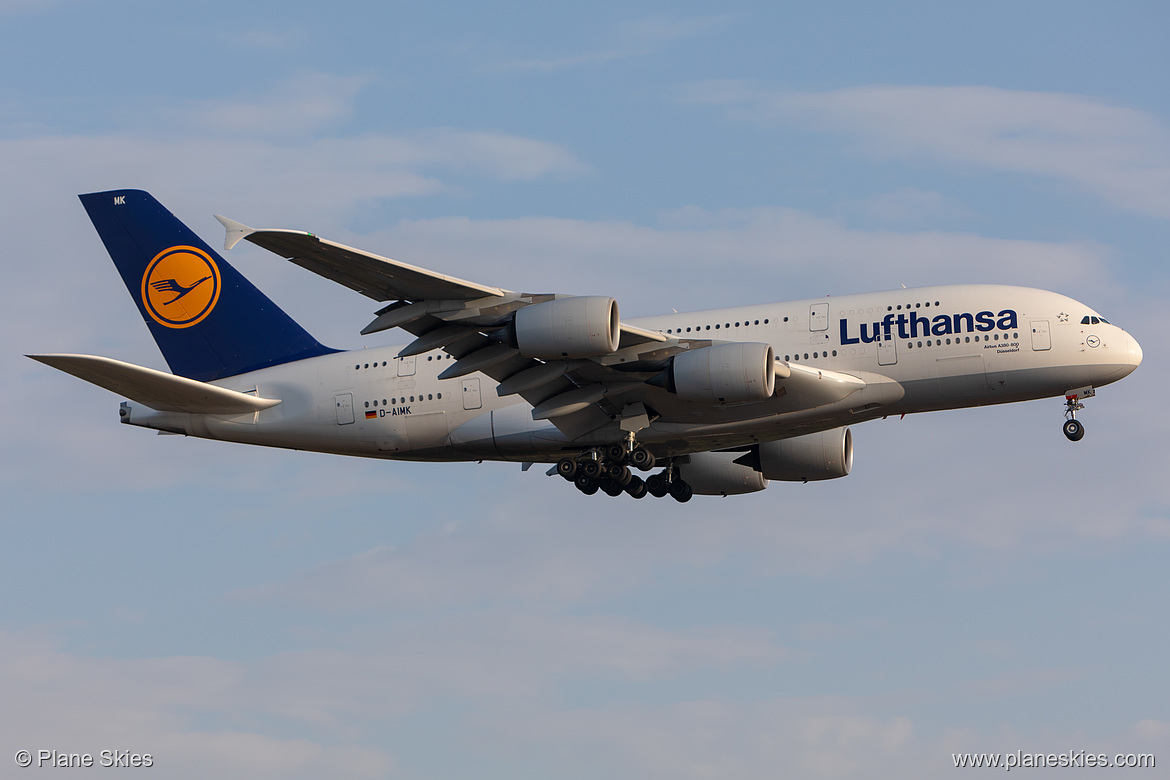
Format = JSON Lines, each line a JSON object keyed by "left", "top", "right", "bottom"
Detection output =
{"left": 214, "top": 214, "right": 254, "bottom": 251}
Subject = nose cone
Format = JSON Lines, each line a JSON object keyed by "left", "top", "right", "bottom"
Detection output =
{"left": 1127, "top": 331, "right": 1144, "bottom": 370}
{"left": 1088, "top": 330, "right": 1142, "bottom": 386}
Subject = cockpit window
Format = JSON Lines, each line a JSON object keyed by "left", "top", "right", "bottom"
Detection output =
{"left": 1081, "top": 315, "right": 1108, "bottom": 325}
{"left": 1099, "top": 316, "right": 1110, "bottom": 324}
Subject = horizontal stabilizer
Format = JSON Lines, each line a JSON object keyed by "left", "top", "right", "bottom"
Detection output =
{"left": 28, "top": 354, "right": 282, "bottom": 414}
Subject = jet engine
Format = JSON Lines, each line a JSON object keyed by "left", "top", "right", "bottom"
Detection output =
{"left": 678, "top": 451, "right": 769, "bottom": 496}
{"left": 757, "top": 427, "right": 852, "bottom": 482}
{"left": 655, "top": 342, "right": 776, "bottom": 403}
{"left": 511, "top": 296, "right": 621, "bottom": 359}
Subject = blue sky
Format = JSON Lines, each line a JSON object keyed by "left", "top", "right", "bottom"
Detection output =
{"left": 3, "top": 1, "right": 1168, "bottom": 777}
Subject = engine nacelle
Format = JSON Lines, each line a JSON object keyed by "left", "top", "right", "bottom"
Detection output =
{"left": 758, "top": 427, "right": 852, "bottom": 482}
{"left": 661, "top": 342, "right": 776, "bottom": 403}
{"left": 512, "top": 296, "right": 620, "bottom": 359}
{"left": 678, "top": 451, "right": 769, "bottom": 496}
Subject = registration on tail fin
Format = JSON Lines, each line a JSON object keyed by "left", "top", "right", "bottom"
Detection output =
{"left": 80, "top": 189, "right": 336, "bottom": 382}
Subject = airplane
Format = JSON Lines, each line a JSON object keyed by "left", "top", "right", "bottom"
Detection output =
{"left": 29, "top": 189, "right": 1143, "bottom": 501}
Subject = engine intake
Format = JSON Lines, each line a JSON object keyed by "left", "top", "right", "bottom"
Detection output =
{"left": 656, "top": 342, "right": 776, "bottom": 403}
{"left": 512, "top": 296, "right": 620, "bottom": 359}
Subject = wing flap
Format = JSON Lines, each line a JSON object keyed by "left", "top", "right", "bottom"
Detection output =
{"left": 28, "top": 354, "right": 281, "bottom": 414}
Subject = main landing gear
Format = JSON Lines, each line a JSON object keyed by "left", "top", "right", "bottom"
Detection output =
{"left": 1062, "top": 386, "right": 1094, "bottom": 442}
{"left": 555, "top": 444, "right": 693, "bottom": 502}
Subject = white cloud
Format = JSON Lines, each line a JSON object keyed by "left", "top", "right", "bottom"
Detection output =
{"left": 4, "top": 615, "right": 1168, "bottom": 780}
{"left": 176, "top": 72, "right": 370, "bottom": 136}
{"left": 473, "top": 699, "right": 920, "bottom": 780}
{"left": 0, "top": 630, "right": 393, "bottom": 779}
{"left": 682, "top": 83, "right": 1170, "bottom": 219}
{"left": 843, "top": 187, "right": 976, "bottom": 225}
{"left": 496, "top": 14, "right": 730, "bottom": 72}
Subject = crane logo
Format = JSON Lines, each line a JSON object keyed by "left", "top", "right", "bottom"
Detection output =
{"left": 141, "top": 246, "right": 221, "bottom": 328}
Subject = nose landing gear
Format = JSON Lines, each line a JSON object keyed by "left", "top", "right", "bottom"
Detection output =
{"left": 1062, "top": 386, "right": 1094, "bottom": 442}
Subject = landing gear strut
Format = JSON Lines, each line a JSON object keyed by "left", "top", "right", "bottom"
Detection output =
{"left": 1062, "top": 386, "right": 1093, "bottom": 442}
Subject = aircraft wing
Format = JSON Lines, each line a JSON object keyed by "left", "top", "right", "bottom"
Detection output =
{"left": 217, "top": 219, "right": 506, "bottom": 302}
{"left": 219, "top": 218, "right": 870, "bottom": 440}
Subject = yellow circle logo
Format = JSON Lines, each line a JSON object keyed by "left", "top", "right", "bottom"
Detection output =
{"left": 141, "top": 246, "right": 221, "bottom": 329}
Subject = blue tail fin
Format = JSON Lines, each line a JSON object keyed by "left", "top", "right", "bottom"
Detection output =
{"left": 80, "top": 189, "right": 337, "bottom": 381}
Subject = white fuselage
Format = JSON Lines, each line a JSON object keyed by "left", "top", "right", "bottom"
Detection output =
{"left": 122, "top": 285, "right": 1142, "bottom": 462}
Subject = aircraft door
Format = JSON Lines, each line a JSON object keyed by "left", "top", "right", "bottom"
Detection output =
{"left": 1030, "top": 320, "right": 1051, "bottom": 351}
{"left": 397, "top": 355, "right": 416, "bottom": 376}
{"left": 876, "top": 333, "right": 897, "bottom": 366}
{"left": 335, "top": 393, "right": 355, "bottom": 425}
{"left": 462, "top": 378, "right": 482, "bottom": 410}
{"left": 809, "top": 303, "right": 829, "bottom": 332}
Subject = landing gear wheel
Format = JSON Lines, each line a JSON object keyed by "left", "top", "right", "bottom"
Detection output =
{"left": 625, "top": 475, "right": 647, "bottom": 499}
{"left": 1063, "top": 419, "right": 1085, "bottom": 442}
{"left": 600, "top": 477, "right": 625, "bottom": 497}
{"left": 606, "top": 463, "right": 632, "bottom": 486}
{"left": 604, "top": 443, "right": 628, "bottom": 465}
{"left": 629, "top": 447, "right": 655, "bottom": 471}
{"left": 556, "top": 457, "right": 578, "bottom": 480}
{"left": 574, "top": 475, "right": 598, "bottom": 495}
{"left": 669, "top": 480, "right": 693, "bottom": 503}
{"left": 582, "top": 460, "right": 604, "bottom": 479}
{"left": 646, "top": 473, "right": 669, "bottom": 498}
